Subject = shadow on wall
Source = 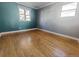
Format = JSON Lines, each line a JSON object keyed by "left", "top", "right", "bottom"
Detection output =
{"left": 38, "top": 2, "right": 79, "bottom": 38}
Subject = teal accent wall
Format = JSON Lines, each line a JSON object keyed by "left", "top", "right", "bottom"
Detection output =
{"left": 0, "top": 2, "right": 37, "bottom": 32}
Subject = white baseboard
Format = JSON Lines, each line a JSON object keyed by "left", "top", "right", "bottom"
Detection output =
{"left": 0, "top": 28, "right": 79, "bottom": 41}
{"left": 38, "top": 29, "right": 79, "bottom": 41}
{"left": 0, "top": 28, "right": 38, "bottom": 36}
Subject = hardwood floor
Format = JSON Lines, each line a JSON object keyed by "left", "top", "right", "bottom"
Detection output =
{"left": 0, "top": 29, "right": 79, "bottom": 57}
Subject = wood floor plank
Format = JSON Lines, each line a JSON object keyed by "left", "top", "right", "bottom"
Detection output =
{"left": 0, "top": 29, "right": 79, "bottom": 57}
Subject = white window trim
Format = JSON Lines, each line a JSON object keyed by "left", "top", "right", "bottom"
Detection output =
{"left": 18, "top": 5, "right": 31, "bottom": 22}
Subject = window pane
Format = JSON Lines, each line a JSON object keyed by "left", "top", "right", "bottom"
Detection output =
{"left": 62, "top": 3, "right": 77, "bottom": 11}
{"left": 19, "top": 8, "right": 25, "bottom": 21}
{"left": 19, "top": 12, "right": 24, "bottom": 15}
{"left": 20, "top": 15, "right": 25, "bottom": 20}
{"left": 26, "top": 16, "right": 31, "bottom": 21}
{"left": 26, "top": 10, "right": 30, "bottom": 15}
{"left": 61, "top": 10, "right": 76, "bottom": 17}
{"left": 19, "top": 8, "right": 24, "bottom": 12}
{"left": 26, "top": 18, "right": 31, "bottom": 21}
{"left": 20, "top": 17, "right": 24, "bottom": 21}
{"left": 26, "top": 16, "right": 30, "bottom": 19}
{"left": 19, "top": 8, "right": 24, "bottom": 15}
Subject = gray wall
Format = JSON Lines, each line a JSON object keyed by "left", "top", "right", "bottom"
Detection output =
{"left": 38, "top": 2, "right": 79, "bottom": 38}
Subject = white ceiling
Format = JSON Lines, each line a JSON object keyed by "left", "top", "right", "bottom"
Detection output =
{"left": 17, "top": 2, "right": 55, "bottom": 9}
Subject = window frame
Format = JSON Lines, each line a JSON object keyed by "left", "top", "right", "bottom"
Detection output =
{"left": 18, "top": 5, "right": 31, "bottom": 21}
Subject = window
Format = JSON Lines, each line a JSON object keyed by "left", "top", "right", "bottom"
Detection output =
{"left": 19, "top": 6, "right": 31, "bottom": 21}
{"left": 61, "top": 3, "right": 77, "bottom": 17}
